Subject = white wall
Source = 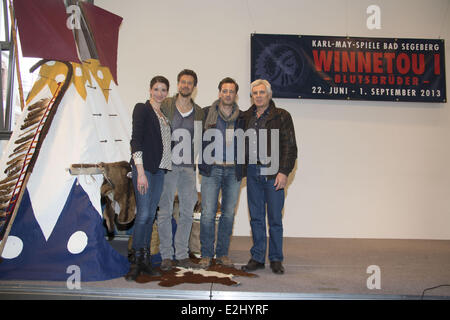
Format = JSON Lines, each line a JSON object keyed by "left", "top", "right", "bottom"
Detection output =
{"left": 97, "top": 0, "right": 450, "bottom": 239}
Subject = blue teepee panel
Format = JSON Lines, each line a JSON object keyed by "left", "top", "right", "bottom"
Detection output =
{"left": 0, "top": 180, "right": 129, "bottom": 281}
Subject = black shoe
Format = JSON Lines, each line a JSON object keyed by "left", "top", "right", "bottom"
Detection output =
{"left": 124, "top": 263, "right": 139, "bottom": 281}
{"left": 270, "top": 261, "right": 285, "bottom": 275}
{"left": 127, "top": 248, "right": 136, "bottom": 264}
{"left": 241, "top": 259, "right": 265, "bottom": 272}
{"left": 138, "top": 248, "right": 161, "bottom": 277}
{"left": 124, "top": 249, "right": 139, "bottom": 281}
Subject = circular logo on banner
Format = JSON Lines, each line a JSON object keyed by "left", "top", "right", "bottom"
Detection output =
{"left": 255, "top": 43, "right": 307, "bottom": 90}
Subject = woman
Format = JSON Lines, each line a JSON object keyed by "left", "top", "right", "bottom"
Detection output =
{"left": 126, "top": 76, "right": 171, "bottom": 281}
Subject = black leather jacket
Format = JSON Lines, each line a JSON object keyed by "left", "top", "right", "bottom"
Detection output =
{"left": 241, "top": 100, "right": 298, "bottom": 180}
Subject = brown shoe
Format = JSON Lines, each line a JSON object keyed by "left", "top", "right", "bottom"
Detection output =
{"left": 160, "top": 259, "right": 174, "bottom": 271}
{"left": 199, "top": 257, "right": 212, "bottom": 269}
{"left": 176, "top": 258, "right": 200, "bottom": 269}
{"left": 216, "top": 256, "right": 234, "bottom": 268}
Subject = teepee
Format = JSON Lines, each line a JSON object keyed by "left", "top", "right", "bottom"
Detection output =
{"left": 0, "top": 0, "right": 131, "bottom": 281}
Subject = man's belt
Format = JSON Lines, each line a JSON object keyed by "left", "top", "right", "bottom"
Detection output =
{"left": 213, "top": 162, "right": 236, "bottom": 167}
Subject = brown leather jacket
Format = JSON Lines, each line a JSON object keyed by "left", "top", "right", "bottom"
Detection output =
{"left": 242, "top": 99, "right": 298, "bottom": 180}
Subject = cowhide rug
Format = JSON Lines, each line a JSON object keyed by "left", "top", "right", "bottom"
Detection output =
{"left": 134, "top": 258, "right": 257, "bottom": 287}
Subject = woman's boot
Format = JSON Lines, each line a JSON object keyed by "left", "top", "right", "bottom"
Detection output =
{"left": 138, "top": 248, "right": 161, "bottom": 277}
{"left": 124, "top": 248, "right": 139, "bottom": 281}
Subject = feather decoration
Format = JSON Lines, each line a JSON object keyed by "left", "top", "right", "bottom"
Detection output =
{"left": 0, "top": 182, "right": 17, "bottom": 194}
{"left": 4, "top": 159, "right": 27, "bottom": 175}
{"left": 0, "top": 174, "right": 20, "bottom": 186}
{"left": 18, "top": 125, "right": 39, "bottom": 138}
{"left": 0, "top": 189, "right": 12, "bottom": 197}
{"left": 24, "top": 108, "right": 46, "bottom": 122}
{"left": 5, "top": 165, "right": 22, "bottom": 177}
{"left": 20, "top": 118, "right": 41, "bottom": 131}
{"left": 6, "top": 154, "right": 26, "bottom": 167}
{"left": 28, "top": 98, "right": 50, "bottom": 111}
{"left": 14, "top": 133, "right": 35, "bottom": 145}
{"left": 11, "top": 141, "right": 32, "bottom": 155}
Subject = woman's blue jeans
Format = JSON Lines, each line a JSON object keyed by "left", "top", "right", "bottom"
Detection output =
{"left": 131, "top": 166, "right": 165, "bottom": 251}
{"left": 246, "top": 164, "right": 285, "bottom": 263}
{"left": 200, "top": 166, "right": 241, "bottom": 258}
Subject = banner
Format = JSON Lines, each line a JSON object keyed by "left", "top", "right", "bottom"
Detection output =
{"left": 251, "top": 34, "right": 446, "bottom": 103}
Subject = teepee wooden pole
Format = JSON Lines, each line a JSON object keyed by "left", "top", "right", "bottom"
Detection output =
{"left": 8, "top": 0, "right": 25, "bottom": 111}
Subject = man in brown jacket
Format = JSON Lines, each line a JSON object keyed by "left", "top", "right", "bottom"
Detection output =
{"left": 241, "top": 79, "right": 297, "bottom": 275}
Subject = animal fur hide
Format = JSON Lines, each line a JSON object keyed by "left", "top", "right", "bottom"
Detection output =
{"left": 100, "top": 161, "right": 136, "bottom": 233}
{"left": 135, "top": 259, "right": 257, "bottom": 287}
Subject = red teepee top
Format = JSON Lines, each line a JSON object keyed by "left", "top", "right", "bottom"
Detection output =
{"left": 13, "top": 0, "right": 122, "bottom": 84}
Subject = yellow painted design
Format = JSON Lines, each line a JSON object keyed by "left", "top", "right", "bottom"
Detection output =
{"left": 26, "top": 61, "right": 68, "bottom": 104}
{"left": 71, "top": 62, "right": 92, "bottom": 100}
{"left": 84, "top": 59, "right": 114, "bottom": 102}
{"left": 26, "top": 59, "right": 113, "bottom": 104}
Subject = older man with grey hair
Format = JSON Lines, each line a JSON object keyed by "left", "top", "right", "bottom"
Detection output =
{"left": 241, "top": 79, "right": 298, "bottom": 275}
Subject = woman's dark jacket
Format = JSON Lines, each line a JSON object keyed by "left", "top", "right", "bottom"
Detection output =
{"left": 130, "top": 100, "right": 165, "bottom": 173}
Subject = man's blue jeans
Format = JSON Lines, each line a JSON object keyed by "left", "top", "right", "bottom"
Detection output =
{"left": 246, "top": 164, "right": 285, "bottom": 263}
{"left": 131, "top": 166, "right": 165, "bottom": 251}
{"left": 200, "top": 166, "right": 241, "bottom": 258}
